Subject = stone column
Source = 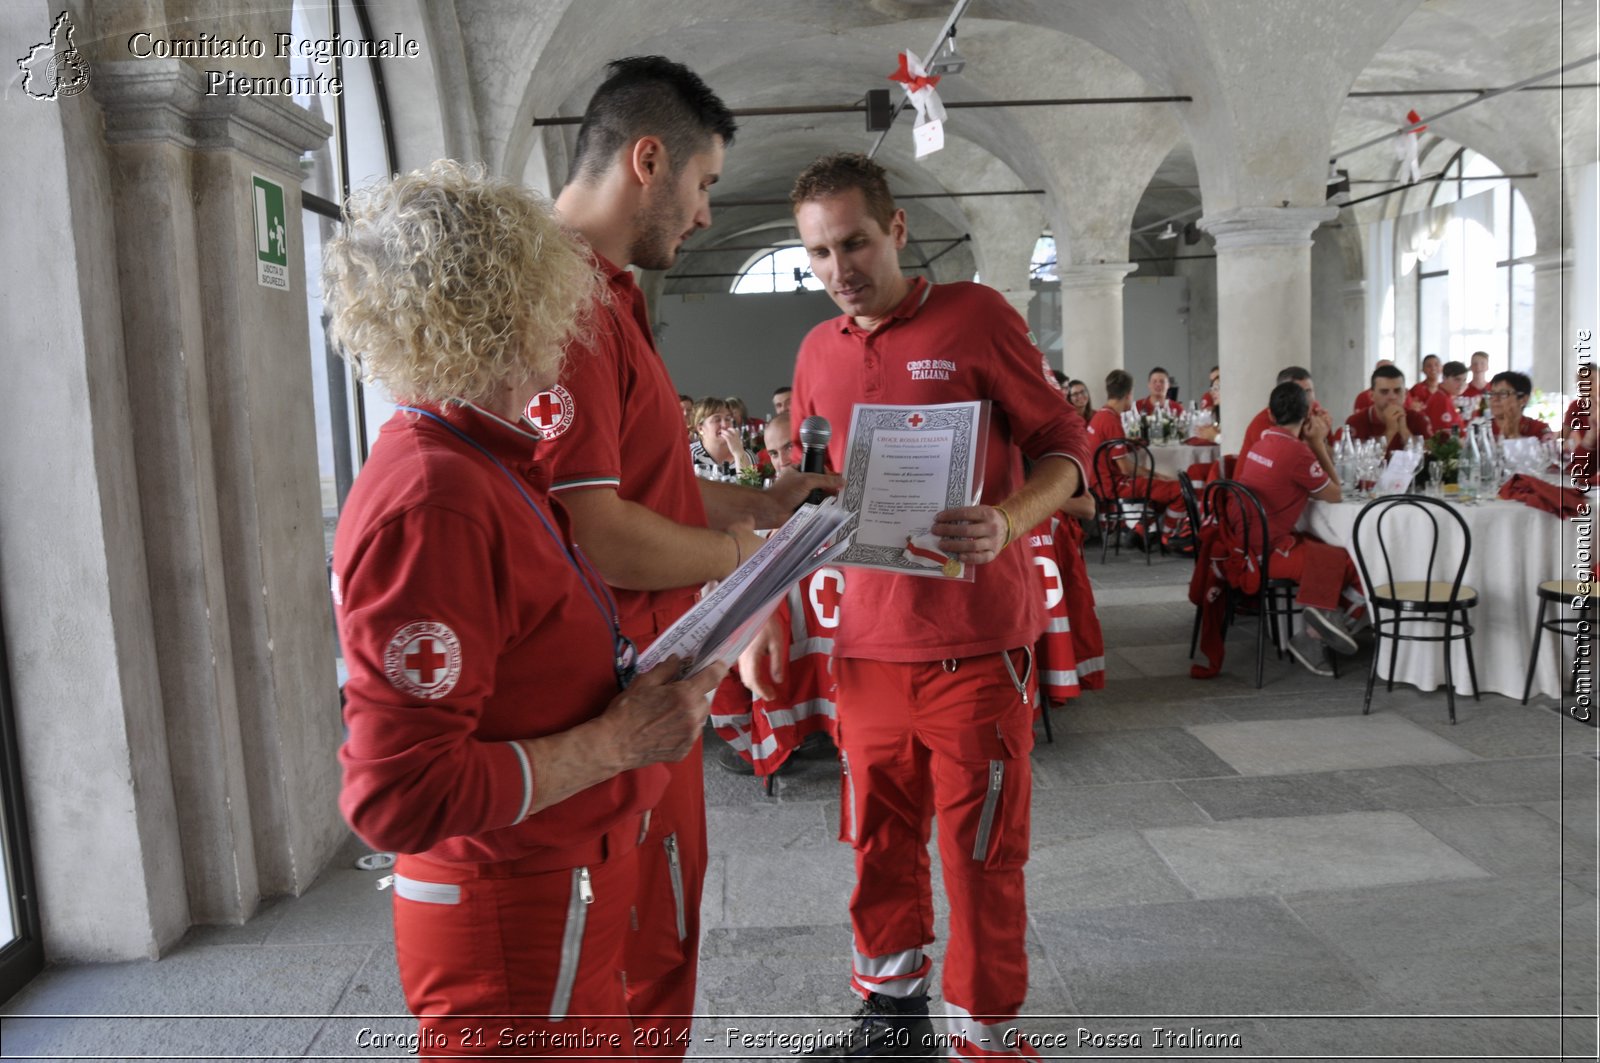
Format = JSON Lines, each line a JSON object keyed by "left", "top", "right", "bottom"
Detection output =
{"left": 1200, "top": 207, "right": 1339, "bottom": 449}
{"left": 93, "top": 59, "right": 343, "bottom": 919}
{"left": 1057, "top": 263, "right": 1137, "bottom": 396}
{"left": 1529, "top": 249, "right": 1572, "bottom": 392}
{"left": 0, "top": 3, "right": 189, "bottom": 961}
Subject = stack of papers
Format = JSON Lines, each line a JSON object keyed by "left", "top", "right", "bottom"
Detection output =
{"left": 639, "top": 499, "right": 854, "bottom": 678}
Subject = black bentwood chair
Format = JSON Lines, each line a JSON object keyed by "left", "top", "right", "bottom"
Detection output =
{"left": 1201, "top": 479, "right": 1312, "bottom": 688}
{"left": 1351, "top": 495, "right": 1480, "bottom": 724}
{"left": 1521, "top": 578, "right": 1597, "bottom": 707}
{"left": 1091, "top": 438, "right": 1162, "bottom": 565}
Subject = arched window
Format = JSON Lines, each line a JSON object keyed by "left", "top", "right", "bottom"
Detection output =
{"left": 1030, "top": 234, "right": 1057, "bottom": 282}
{"left": 731, "top": 246, "right": 823, "bottom": 293}
{"left": 1417, "top": 148, "right": 1536, "bottom": 374}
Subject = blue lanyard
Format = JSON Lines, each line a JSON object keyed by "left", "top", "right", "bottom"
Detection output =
{"left": 399, "top": 405, "right": 637, "bottom": 689}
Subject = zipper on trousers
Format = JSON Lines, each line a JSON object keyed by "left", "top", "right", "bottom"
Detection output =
{"left": 972, "top": 760, "right": 1005, "bottom": 860}
{"left": 841, "top": 750, "right": 859, "bottom": 842}
{"left": 664, "top": 833, "right": 687, "bottom": 942}
{"left": 549, "top": 866, "right": 593, "bottom": 1021}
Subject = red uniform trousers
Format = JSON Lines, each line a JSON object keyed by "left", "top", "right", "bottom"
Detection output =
{"left": 835, "top": 652, "right": 1041, "bottom": 1061}
{"left": 1270, "top": 534, "right": 1366, "bottom": 619}
{"left": 616, "top": 600, "right": 706, "bottom": 1060}
{"left": 1114, "top": 476, "right": 1186, "bottom": 539}
{"left": 392, "top": 836, "right": 640, "bottom": 1058}
{"left": 623, "top": 741, "right": 704, "bottom": 1058}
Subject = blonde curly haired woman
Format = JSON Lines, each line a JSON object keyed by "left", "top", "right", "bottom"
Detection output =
{"left": 326, "top": 161, "right": 725, "bottom": 1056}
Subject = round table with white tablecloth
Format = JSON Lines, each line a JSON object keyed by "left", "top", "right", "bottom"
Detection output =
{"left": 1149, "top": 442, "right": 1219, "bottom": 480}
{"left": 1305, "top": 496, "right": 1579, "bottom": 700}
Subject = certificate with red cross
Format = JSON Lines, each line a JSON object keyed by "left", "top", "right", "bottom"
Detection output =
{"left": 834, "top": 401, "right": 990, "bottom": 580}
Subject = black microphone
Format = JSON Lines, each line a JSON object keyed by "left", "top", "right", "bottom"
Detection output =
{"left": 799, "top": 415, "right": 831, "bottom": 505}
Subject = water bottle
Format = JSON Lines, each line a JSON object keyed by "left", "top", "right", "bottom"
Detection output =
{"left": 1460, "top": 424, "right": 1480, "bottom": 501}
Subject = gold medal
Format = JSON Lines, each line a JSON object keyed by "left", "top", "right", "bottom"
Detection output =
{"left": 941, "top": 557, "right": 962, "bottom": 578}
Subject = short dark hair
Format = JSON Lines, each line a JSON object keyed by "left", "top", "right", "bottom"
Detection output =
{"left": 791, "top": 152, "right": 897, "bottom": 232}
{"left": 1422, "top": 353, "right": 1441, "bottom": 366}
{"left": 773, "top": 385, "right": 792, "bottom": 398}
{"left": 1441, "top": 360, "right": 1468, "bottom": 379}
{"left": 677, "top": 392, "right": 692, "bottom": 403}
{"left": 1269, "top": 380, "right": 1311, "bottom": 426}
{"left": 1050, "top": 369, "right": 1068, "bottom": 386}
{"left": 1149, "top": 367, "right": 1169, "bottom": 378}
{"left": 1276, "top": 366, "right": 1312, "bottom": 385}
{"left": 1105, "top": 369, "right": 1134, "bottom": 400}
{"left": 1491, "top": 370, "right": 1532, "bottom": 398}
{"left": 1371, "top": 364, "right": 1405, "bottom": 386}
{"left": 569, "top": 56, "right": 736, "bottom": 183}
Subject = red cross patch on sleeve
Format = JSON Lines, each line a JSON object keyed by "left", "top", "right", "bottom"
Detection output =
{"left": 384, "top": 621, "right": 464, "bottom": 699}
{"left": 525, "top": 384, "right": 576, "bottom": 440}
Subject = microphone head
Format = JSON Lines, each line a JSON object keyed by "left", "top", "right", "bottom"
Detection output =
{"left": 799, "top": 415, "right": 832, "bottom": 448}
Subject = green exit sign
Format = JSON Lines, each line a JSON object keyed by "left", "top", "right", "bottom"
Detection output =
{"left": 252, "top": 173, "right": 289, "bottom": 291}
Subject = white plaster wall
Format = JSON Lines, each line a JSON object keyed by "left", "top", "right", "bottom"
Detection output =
{"left": 655, "top": 291, "right": 838, "bottom": 405}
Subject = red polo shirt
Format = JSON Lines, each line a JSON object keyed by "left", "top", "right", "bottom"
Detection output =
{"left": 534, "top": 252, "right": 707, "bottom": 643}
{"left": 1238, "top": 407, "right": 1274, "bottom": 466}
{"left": 1087, "top": 404, "right": 1130, "bottom": 482}
{"left": 336, "top": 403, "right": 665, "bottom": 863}
{"left": 1235, "top": 427, "right": 1330, "bottom": 549}
{"left": 1340, "top": 406, "right": 1432, "bottom": 454}
{"left": 1425, "top": 390, "right": 1465, "bottom": 435}
{"left": 1492, "top": 415, "right": 1552, "bottom": 440}
{"left": 792, "top": 278, "right": 1090, "bottom": 662}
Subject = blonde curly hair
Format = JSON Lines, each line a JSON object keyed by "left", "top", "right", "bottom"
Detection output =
{"left": 323, "top": 160, "right": 601, "bottom": 406}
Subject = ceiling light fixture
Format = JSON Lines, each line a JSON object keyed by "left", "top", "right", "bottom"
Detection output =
{"left": 926, "top": 29, "right": 966, "bottom": 76}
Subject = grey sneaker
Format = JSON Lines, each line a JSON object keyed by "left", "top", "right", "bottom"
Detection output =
{"left": 1303, "top": 607, "right": 1359, "bottom": 656}
{"left": 1288, "top": 633, "right": 1335, "bottom": 677}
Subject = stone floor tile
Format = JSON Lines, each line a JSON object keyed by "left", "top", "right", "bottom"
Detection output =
{"left": 1055, "top": 698, "right": 1234, "bottom": 734}
{"left": 302, "top": 943, "right": 412, "bottom": 1058}
{"left": 1419, "top": 754, "right": 1583, "bottom": 805}
{"left": 720, "top": 848, "right": 855, "bottom": 929}
{"left": 1034, "top": 896, "right": 1373, "bottom": 1014}
{"left": 0, "top": 944, "right": 365, "bottom": 1058}
{"left": 1143, "top": 811, "right": 1490, "bottom": 898}
{"left": 1025, "top": 831, "right": 1193, "bottom": 913}
{"left": 1042, "top": 728, "right": 1239, "bottom": 786}
{"left": 1409, "top": 803, "right": 1593, "bottom": 875}
{"left": 1329, "top": 764, "right": 1478, "bottom": 811}
{"left": 1399, "top": 696, "right": 1585, "bottom": 758}
{"left": 1286, "top": 876, "right": 1574, "bottom": 1007}
{"left": 1176, "top": 771, "right": 1381, "bottom": 821}
{"left": 1107, "top": 642, "right": 1208, "bottom": 679}
{"left": 1027, "top": 780, "right": 1211, "bottom": 839}
{"left": 706, "top": 799, "right": 836, "bottom": 851}
{"left": 1187, "top": 713, "right": 1480, "bottom": 776}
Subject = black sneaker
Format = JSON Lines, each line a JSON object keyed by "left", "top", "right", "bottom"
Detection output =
{"left": 809, "top": 993, "right": 936, "bottom": 1059}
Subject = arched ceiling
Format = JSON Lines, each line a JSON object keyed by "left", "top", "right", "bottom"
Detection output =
{"left": 374, "top": 0, "right": 1593, "bottom": 287}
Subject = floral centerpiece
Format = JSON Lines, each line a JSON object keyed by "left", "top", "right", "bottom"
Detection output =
{"left": 1425, "top": 431, "right": 1461, "bottom": 484}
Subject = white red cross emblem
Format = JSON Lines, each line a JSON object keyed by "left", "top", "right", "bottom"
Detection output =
{"left": 1033, "top": 556, "right": 1064, "bottom": 610}
{"left": 905, "top": 412, "right": 926, "bottom": 428}
{"left": 808, "top": 567, "right": 845, "bottom": 629}
{"left": 384, "top": 620, "right": 463, "bottom": 699}
{"left": 525, "top": 384, "right": 575, "bottom": 440}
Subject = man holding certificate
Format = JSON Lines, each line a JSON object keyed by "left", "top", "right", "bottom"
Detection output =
{"left": 743, "top": 152, "right": 1089, "bottom": 1060}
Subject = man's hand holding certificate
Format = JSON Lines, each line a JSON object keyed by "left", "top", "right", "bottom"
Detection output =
{"left": 832, "top": 401, "right": 992, "bottom": 579}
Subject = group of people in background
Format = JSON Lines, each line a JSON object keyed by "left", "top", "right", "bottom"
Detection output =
{"left": 679, "top": 386, "right": 795, "bottom": 480}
